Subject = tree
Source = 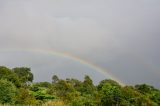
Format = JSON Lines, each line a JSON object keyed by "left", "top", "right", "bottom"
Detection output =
{"left": 98, "top": 79, "right": 121, "bottom": 90}
{"left": 80, "top": 75, "right": 95, "bottom": 94}
{"left": 100, "top": 83, "right": 123, "bottom": 106}
{"left": 54, "top": 79, "right": 74, "bottom": 98}
{"left": 122, "top": 86, "right": 141, "bottom": 105}
{"left": 0, "top": 79, "right": 17, "bottom": 104}
{"left": 1, "top": 65, "right": 160, "bottom": 105}
{"left": 33, "top": 82, "right": 52, "bottom": 88}
{"left": 84, "top": 75, "right": 93, "bottom": 86}
{"left": 135, "top": 84, "right": 156, "bottom": 94}
{"left": 0, "top": 66, "right": 11, "bottom": 77}
{"left": 12, "top": 67, "right": 33, "bottom": 84}
{"left": 0, "top": 66, "right": 21, "bottom": 87}
{"left": 97, "top": 80, "right": 124, "bottom": 106}
{"left": 52, "top": 75, "right": 59, "bottom": 84}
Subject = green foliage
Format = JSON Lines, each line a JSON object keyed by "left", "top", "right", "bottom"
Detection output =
{"left": 0, "top": 66, "right": 160, "bottom": 106}
{"left": 54, "top": 79, "right": 75, "bottom": 98}
{"left": 121, "top": 86, "right": 141, "bottom": 105}
{"left": 80, "top": 75, "right": 96, "bottom": 94}
{"left": 12, "top": 67, "right": 33, "bottom": 84}
{"left": 69, "top": 94, "right": 97, "bottom": 106}
{"left": 29, "top": 82, "right": 52, "bottom": 92}
{"left": 99, "top": 83, "right": 123, "bottom": 106}
{"left": 97, "top": 79, "right": 121, "bottom": 90}
{"left": 0, "top": 79, "right": 17, "bottom": 104}
{"left": 30, "top": 87, "right": 56, "bottom": 101}
{"left": 135, "top": 84, "right": 156, "bottom": 94}
{"left": 0, "top": 66, "right": 11, "bottom": 77}
{"left": 35, "top": 82, "right": 52, "bottom": 88}
{"left": 0, "top": 66, "right": 21, "bottom": 87}
{"left": 52, "top": 75, "right": 59, "bottom": 84}
{"left": 69, "top": 99, "right": 84, "bottom": 106}
{"left": 15, "top": 88, "right": 39, "bottom": 105}
{"left": 151, "top": 90, "right": 160, "bottom": 105}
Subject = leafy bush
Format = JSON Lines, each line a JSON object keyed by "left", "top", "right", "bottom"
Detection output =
{"left": 0, "top": 79, "right": 17, "bottom": 104}
{"left": 15, "top": 88, "right": 39, "bottom": 105}
{"left": 30, "top": 87, "right": 56, "bottom": 101}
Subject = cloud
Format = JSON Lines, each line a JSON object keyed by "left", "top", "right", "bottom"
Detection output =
{"left": 0, "top": 0, "right": 160, "bottom": 87}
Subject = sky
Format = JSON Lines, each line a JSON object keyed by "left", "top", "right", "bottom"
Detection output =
{"left": 0, "top": 0, "right": 160, "bottom": 87}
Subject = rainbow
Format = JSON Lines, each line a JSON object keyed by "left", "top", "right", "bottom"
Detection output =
{"left": 0, "top": 48, "right": 125, "bottom": 86}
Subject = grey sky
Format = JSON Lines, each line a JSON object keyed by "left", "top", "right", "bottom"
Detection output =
{"left": 0, "top": 0, "right": 160, "bottom": 87}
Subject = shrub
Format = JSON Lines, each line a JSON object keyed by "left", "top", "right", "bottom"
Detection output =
{"left": 0, "top": 79, "right": 17, "bottom": 104}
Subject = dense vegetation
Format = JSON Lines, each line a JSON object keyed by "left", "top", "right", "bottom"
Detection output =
{"left": 0, "top": 66, "right": 160, "bottom": 106}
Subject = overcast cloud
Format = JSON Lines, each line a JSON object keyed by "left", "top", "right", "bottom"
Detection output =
{"left": 0, "top": 0, "right": 160, "bottom": 87}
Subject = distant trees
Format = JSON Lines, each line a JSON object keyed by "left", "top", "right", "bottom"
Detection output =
{"left": 0, "top": 65, "right": 160, "bottom": 106}
{"left": 52, "top": 75, "right": 59, "bottom": 84}
{"left": 135, "top": 84, "right": 156, "bottom": 94}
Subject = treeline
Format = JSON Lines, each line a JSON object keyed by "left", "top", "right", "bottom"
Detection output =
{"left": 0, "top": 66, "right": 160, "bottom": 106}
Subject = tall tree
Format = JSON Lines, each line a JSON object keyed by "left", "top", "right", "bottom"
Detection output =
{"left": 52, "top": 75, "right": 59, "bottom": 84}
{"left": 99, "top": 83, "right": 123, "bottom": 106}
{"left": 12, "top": 67, "right": 33, "bottom": 84}
{"left": 80, "top": 75, "right": 95, "bottom": 94}
{"left": 0, "top": 66, "right": 21, "bottom": 87}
